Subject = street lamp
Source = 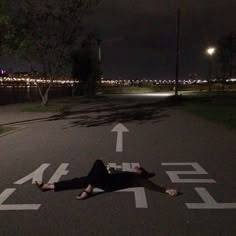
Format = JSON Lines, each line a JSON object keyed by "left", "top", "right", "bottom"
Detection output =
{"left": 206, "top": 47, "right": 216, "bottom": 56}
{"left": 206, "top": 46, "right": 216, "bottom": 92}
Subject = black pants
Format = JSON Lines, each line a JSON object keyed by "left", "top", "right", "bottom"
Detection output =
{"left": 54, "top": 160, "right": 109, "bottom": 192}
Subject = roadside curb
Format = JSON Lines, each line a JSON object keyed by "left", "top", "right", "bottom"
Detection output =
{"left": 0, "top": 125, "right": 26, "bottom": 138}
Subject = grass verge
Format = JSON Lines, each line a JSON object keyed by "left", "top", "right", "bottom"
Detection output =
{"left": 100, "top": 86, "right": 156, "bottom": 94}
{"left": 0, "top": 126, "right": 18, "bottom": 135}
{"left": 178, "top": 94, "right": 236, "bottom": 130}
{"left": 20, "top": 101, "right": 68, "bottom": 113}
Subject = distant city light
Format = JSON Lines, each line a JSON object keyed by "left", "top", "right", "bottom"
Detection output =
{"left": 0, "top": 69, "right": 6, "bottom": 75}
{"left": 0, "top": 76, "right": 78, "bottom": 85}
{"left": 1, "top": 73, "right": 235, "bottom": 87}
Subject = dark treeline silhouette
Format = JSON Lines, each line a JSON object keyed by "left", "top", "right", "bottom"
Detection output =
{"left": 0, "top": 86, "right": 72, "bottom": 105}
{"left": 217, "top": 31, "right": 236, "bottom": 81}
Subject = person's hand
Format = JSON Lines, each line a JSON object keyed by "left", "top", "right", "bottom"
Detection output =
{"left": 106, "top": 165, "right": 111, "bottom": 173}
{"left": 165, "top": 189, "right": 178, "bottom": 196}
{"left": 133, "top": 166, "right": 142, "bottom": 174}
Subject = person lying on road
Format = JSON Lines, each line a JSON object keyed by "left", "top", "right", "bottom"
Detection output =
{"left": 36, "top": 159, "right": 179, "bottom": 200}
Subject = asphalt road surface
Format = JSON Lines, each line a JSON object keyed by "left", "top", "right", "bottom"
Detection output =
{"left": 0, "top": 95, "right": 235, "bottom": 236}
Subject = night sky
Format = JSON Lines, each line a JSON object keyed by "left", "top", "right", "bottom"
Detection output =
{"left": 85, "top": 0, "right": 236, "bottom": 80}
{"left": 1, "top": 0, "right": 235, "bottom": 80}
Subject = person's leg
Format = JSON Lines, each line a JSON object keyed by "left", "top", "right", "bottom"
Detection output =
{"left": 75, "top": 184, "right": 94, "bottom": 200}
{"left": 54, "top": 177, "right": 89, "bottom": 192}
{"left": 36, "top": 177, "right": 89, "bottom": 192}
{"left": 55, "top": 160, "right": 109, "bottom": 195}
{"left": 36, "top": 182, "right": 55, "bottom": 191}
{"left": 87, "top": 159, "right": 109, "bottom": 186}
{"left": 87, "top": 160, "right": 108, "bottom": 177}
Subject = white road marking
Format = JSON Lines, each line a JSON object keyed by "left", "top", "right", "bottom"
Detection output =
{"left": 108, "top": 163, "right": 122, "bottom": 170}
{"left": 109, "top": 163, "right": 140, "bottom": 172}
{"left": 48, "top": 163, "right": 69, "bottom": 184}
{"left": 14, "top": 164, "right": 50, "bottom": 184}
{"left": 5, "top": 162, "right": 147, "bottom": 210}
{"left": 186, "top": 187, "right": 236, "bottom": 209}
{"left": 111, "top": 123, "right": 129, "bottom": 152}
{"left": 93, "top": 187, "right": 148, "bottom": 208}
{"left": 0, "top": 188, "right": 40, "bottom": 211}
{"left": 122, "top": 162, "right": 132, "bottom": 171}
{"left": 99, "top": 162, "right": 147, "bottom": 208}
{"left": 161, "top": 162, "right": 216, "bottom": 183}
{"left": 133, "top": 187, "right": 148, "bottom": 208}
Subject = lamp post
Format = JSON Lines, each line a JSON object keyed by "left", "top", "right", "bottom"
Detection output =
{"left": 96, "top": 38, "right": 102, "bottom": 63}
{"left": 96, "top": 37, "right": 103, "bottom": 83}
{"left": 175, "top": 8, "right": 181, "bottom": 96}
{"left": 206, "top": 47, "right": 216, "bottom": 92}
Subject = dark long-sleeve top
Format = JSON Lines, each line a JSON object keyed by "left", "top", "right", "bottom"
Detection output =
{"left": 99, "top": 171, "right": 166, "bottom": 193}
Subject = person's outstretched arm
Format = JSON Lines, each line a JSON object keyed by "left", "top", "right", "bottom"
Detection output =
{"left": 137, "top": 178, "right": 178, "bottom": 196}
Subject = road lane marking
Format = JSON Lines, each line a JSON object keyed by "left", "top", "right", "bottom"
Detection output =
{"left": 186, "top": 187, "right": 236, "bottom": 209}
{"left": 108, "top": 163, "right": 122, "bottom": 170}
{"left": 14, "top": 164, "right": 50, "bottom": 184}
{"left": 48, "top": 163, "right": 69, "bottom": 184}
{"left": 122, "top": 162, "right": 132, "bottom": 171}
{"left": 133, "top": 187, "right": 148, "bottom": 208}
{"left": 0, "top": 188, "right": 41, "bottom": 211}
{"left": 93, "top": 187, "right": 148, "bottom": 208}
{"left": 96, "top": 162, "right": 148, "bottom": 208}
{"left": 111, "top": 123, "right": 129, "bottom": 152}
{"left": 109, "top": 162, "right": 140, "bottom": 171}
{"left": 5, "top": 162, "right": 148, "bottom": 210}
{"left": 161, "top": 162, "right": 216, "bottom": 183}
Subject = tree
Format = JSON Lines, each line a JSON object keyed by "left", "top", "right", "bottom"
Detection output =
{"left": 4, "top": 0, "right": 102, "bottom": 105}
{"left": 72, "top": 33, "right": 102, "bottom": 97}
{"left": 217, "top": 31, "right": 236, "bottom": 82}
{"left": 0, "top": 1, "right": 13, "bottom": 57}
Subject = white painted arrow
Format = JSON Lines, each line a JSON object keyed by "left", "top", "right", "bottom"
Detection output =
{"left": 112, "top": 123, "right": 129, "bottom": 152}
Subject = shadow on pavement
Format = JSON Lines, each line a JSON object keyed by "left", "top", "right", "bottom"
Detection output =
{"left": 0, "top": 96, "right": 178, "bottom": 128}
{"left": 47, "top": 96, "right": 176, "bottom": 127}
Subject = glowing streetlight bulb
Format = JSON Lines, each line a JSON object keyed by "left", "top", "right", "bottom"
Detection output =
{"left": 206, "top": 47, "right": 216, "bottom": 56}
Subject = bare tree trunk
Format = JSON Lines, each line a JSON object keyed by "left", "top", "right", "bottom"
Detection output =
{"left": 36, "top": 83, "right": 47, "bottom": 106}
{"left": 88, "top": 76, "right": 96, "bottom": 97}
{"left": 35, "top": 78, "right": 53, "bottom": 106}
{"left": 72, "top": 82, "right": 80, "bottom": 97}
{"left": 36, "top": 84, "right": 44, "bottom": 104}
